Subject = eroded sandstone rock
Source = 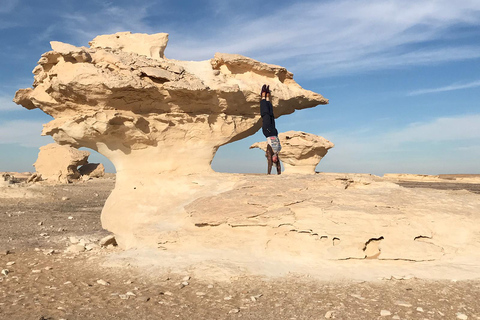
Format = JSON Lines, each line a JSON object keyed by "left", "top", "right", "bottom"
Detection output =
{"left": 250, "top": 131, "right": 334, "bottom": 174}
{"left": 89, "top": 32, "right": 168, "bottom": 59}
{"left": 14, "top": 32, "right": 328, "bottom": 247}
{"left": 78, "top": 163, "right": 105, "bottom": 178}
{"left": 34, "top": 143, "right": 90, "bottom": 183}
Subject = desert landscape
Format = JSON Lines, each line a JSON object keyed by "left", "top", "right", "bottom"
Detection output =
{"left": 2, "top": 31, "right": 480, "bottom": 320}
{"left": 1, "top": 172, "right": 480, "bottom": 319}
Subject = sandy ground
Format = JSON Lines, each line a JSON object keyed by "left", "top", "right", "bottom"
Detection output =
{"left": 1, "top": 175, "right": 480, "bottom": 320}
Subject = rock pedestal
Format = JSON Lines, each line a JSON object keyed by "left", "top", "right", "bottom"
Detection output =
{"left": 14, "top": 32, "right": 328, "bottom": 247}
{"left": 250, "top": 131, "right": 334, "bottom": 174}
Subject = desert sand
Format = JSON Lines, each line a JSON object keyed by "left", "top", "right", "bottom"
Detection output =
{"left": 1, "top": 172, "right": 480, "bottom": 320}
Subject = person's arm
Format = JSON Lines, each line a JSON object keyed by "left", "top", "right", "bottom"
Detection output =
{"left": 266, "top": 145, "right": 273, "bottom": 174}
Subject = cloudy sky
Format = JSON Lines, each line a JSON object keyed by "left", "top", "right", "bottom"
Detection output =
{"left": 1, "top": 0, "right": 479, "bottom": 175}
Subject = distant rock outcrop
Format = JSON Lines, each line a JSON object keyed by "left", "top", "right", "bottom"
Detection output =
{"left": 78, "top": 163, "right": 105, "bottom": 178}
{"left": 34, "top": 143, "right": 90, "bottom": 183}
{"left": 250, "top": 131, "right": 334, "bottom": 174}
{"left": 14, "top": 32, "right": 328, "bottom": 247}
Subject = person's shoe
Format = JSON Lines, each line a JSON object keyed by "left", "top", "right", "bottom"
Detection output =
{"left": 261, "top": 84, "right": 267, "bottom": 95}
{"left": 266, "top": 85, "right": 270, "bottom": 93}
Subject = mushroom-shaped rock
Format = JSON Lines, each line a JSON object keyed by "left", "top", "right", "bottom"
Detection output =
{"left": 34, "top": 143, "right": 90, "bottom": 183}
{"left": 14, "top": 32, "right": 328, "bottom": 247}
{"left": 250, "top": 131, "right": 334, "bottom": 174}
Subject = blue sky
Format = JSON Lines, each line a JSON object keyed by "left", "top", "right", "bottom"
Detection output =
{"left": 1, "top": 0, "right": 480, "bottom": 175}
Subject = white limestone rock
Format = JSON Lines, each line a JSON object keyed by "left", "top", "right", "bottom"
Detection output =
{"left": 250, "top": 131, "right": 334, "bottom": 174}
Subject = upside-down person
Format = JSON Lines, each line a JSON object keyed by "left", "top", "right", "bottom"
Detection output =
{"left": 260, "top": 85, "right": 282, "bottom": 175}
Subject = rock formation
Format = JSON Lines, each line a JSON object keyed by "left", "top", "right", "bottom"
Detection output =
{"left": 1, "top": 173, "right": 14, "bottom": 187}
{"left": 78, "top": 163, "right": 105, "bottom": 178}
{"left": 250, "top": 131, "right": 334, "bottom": 174}
{"left": 14, "top": 32, "right": 328, "bottom": 247}
{"left": 34, "top": 143, "right": 90, "bottom": 183}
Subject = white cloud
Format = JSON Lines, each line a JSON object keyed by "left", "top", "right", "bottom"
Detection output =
{"left": 165, "top": 0, "right": 480, "bottom": 77}
{"left": 408, "top": 80, "right": 480, "bottom": 96}
{"left": 388, "top": 114, "right": 480, "bottom": 143}
{"left": 0, "top": 0, "right": 19, "bottom": 13}
{"left": 57, "top": 3, "right": 156, "bottom": 46}
{"left": 0, "top": 94, "right": 19, "bottom": 111}
{"left": 0, "top": 120, "right": 53, "bottom": 147}
{"left": 317, "top": 113, "right": 480, "bottom": 175}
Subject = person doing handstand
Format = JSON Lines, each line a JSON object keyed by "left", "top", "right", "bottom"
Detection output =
{"left": 260, "top": 85, "right": 281, "bottom": 175}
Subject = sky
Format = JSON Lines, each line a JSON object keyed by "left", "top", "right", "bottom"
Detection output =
{"left": 1, "top": 0, "right": 480, "bottom": 176}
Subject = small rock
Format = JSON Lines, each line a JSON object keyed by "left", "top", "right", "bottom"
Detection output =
{"left": 0, "top": 250, "right": 10, "bottom": 256}
{"left": 67, "top": 216, "right": 73, "bottom": 220}
{"left": 69, "top": 237, "right": 79, "bottom": 244}
{"left": 85, "top": 243, "right": 99, "bottom": 251}
{"left": 250, "top": 294, "right": 263, "bottom": 302}
{"left": 65, "top": 244, "right": 85, "bottom": 253}
{"left": 43, "top": 249, "right": 55, "bottom": 255}
{"left": 97, "top": 279, "right": 110, "bottom": 286}
{"left": 44, "top": 266, "right": 53, "bottom": 270}
{"left": 181, "top": 281, "right": 189, "bottom": 286}
{"left": 119, "top": 294, "right": 128, "bottom": 300}
{"left": 99, "top": 235, "right": 117, "bottom": 247}
{"left": 456, "top": 313, "right": 468, "bottom": 320}
{"left": 228, "top": 309, "right": 240, "bottom": 314}
{"left": 325, "top": 311, "right": 334, "bottom": 319}
{"left": 224, "top": 296, "right": 232, "bottom": 300}
{"left": 380, "top": 310, "right": 391, "bottom": 316}
{"left": 126, "top": 291, "right": 136, "bottom": 296}
{"left": 417, "top": 307, "right": 424, "bottom": 312}
{"left": 164, "top": 291, "right": 172, "bottom": 296}
{"left": 32, "top": 269, "right": 41, "bottom": 273}
{"left": 6, "top": 262, "right": 15, "bottom": 266}
{"left": 196, "top": 292, "right": 206, "bottom": 296}
{"left": 1, "top": 269, "right": 9, "bottom": 276}
{"left": 392, "top": 316, "right": 401, "bottom": 320}
{"left": 61, "top": 197, "right": 69, "bottom": 201}
{"left": 395, "top": 301, "right": 412, "bottom": 307}
{"left": 182, "top": 276, "right": 190, "bottom": 281}
{"left": 207, "top": 284, "right": 214, "bottom": 289}
{"left": 38, "top": 221, "right": 43, "bottom": 226}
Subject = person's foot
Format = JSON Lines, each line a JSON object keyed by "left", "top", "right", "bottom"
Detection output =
{"left": 266, "top": 85, "right": 271, "bottom": 99}
{"left": 261, "top": 84, "right": 267, "bottom": 99}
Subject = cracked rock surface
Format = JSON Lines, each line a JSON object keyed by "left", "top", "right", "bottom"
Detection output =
{"left": 140, "top": 172, "right": 480, "bottom": 277}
